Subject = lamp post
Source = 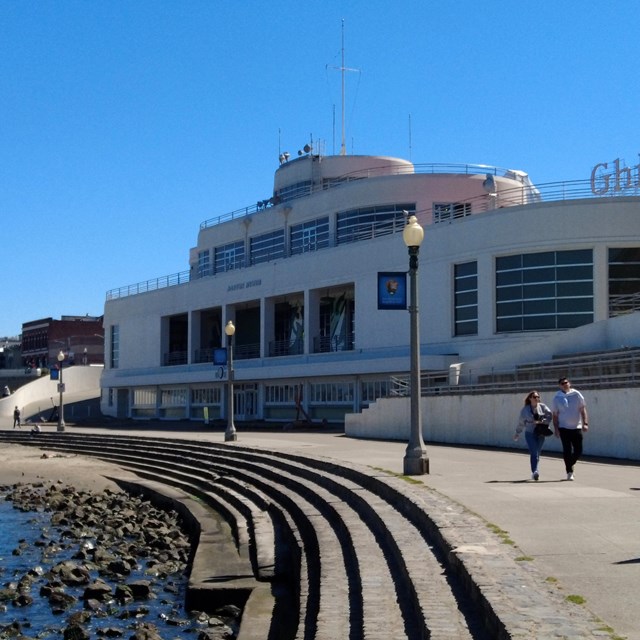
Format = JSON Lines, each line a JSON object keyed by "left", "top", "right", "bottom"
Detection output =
{"left": 402, "top": 214, "right": 429, "bottom": 475}
{"left": 224, "top": 321, "right": 237, "bottom": 442}
{"left": 57, "top": 350, "right": 66, "bottom": 432}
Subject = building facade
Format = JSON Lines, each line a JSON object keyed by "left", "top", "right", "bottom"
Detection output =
{"left": 21, "top": 316, "right": 105, "bottom": 370}
{"left": 100, "top": 152, "right": 640, "bottom": 423}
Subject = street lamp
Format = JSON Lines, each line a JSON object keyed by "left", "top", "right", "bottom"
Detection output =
{"left": 402, "top": 214, "right": 429, "bottom": 475}
{"left": 224, "top": 321, "right": 237, "bottom": 442}
{"left": 57, "top": 350, "right": 66, "bottom": 432}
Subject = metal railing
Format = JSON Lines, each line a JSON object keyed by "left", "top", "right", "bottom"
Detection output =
{"left": 391, "top": 347, "right": 640, "bottom": 397}
{"left": 107, "top": 271, "right": 191, "bottom": 301}
{"left": 107, "top": 174, "right": 640, "bottom": 302}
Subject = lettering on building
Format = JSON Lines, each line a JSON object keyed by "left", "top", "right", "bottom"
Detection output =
{"left": 591, "top": 157, "right": 640, "bottom": 195}
{"left": 228, "top": 279, "right": 262, "bottom": 293}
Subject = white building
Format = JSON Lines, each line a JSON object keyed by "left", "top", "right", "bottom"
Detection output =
{"left": 100, "top": 151, "right": 640, "bottom": 424}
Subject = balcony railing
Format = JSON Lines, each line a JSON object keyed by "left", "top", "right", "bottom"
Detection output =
{"left": 313, "top": 334, "right": 355, "bottom": 353}
{"left": 163, "top": 350, "right": 188, "bottom": 366}
{"left": 269, "top": 339, "right": 304, "bottom": 357}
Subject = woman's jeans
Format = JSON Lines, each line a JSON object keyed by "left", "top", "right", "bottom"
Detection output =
{"left": 524, "top": 430, "right": 545, "bottom": 473}
{"left": 559, "top": 427, "right": 583, "bottom": 473}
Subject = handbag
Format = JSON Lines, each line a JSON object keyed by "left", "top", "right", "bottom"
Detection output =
{"left": 532, "top": 406, "right": 553, "bottom": 437}
{"left": 534, "top": 423, "right": 553, "bottom": 437}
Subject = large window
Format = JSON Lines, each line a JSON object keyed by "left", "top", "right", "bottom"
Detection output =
{"left": 110, "top": 325, "right": 119, "bottom": 369}
{"left": 290, "top": 217, "right": 329, "bottom": 255}
{"left": 496, "top": 250, "right": 593, "bottom": 332}
{"left": 609, "top": 247, "right": 640, "bottom": 316}
{"left": 197, "top": 250, "right": 211, "bottom": 278}
{"left": 214, "top": 241, "right": 245, "bottom": 273}
{"left": 336, "top": 204, "right": 413, "bottom": 246}
{"left": 250, "top": 230, "right": 285, "bottom": 265}
{"left": 454, "top": 261, "right": 478, "bottom": 336}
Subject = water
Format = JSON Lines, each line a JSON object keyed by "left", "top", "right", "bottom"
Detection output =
{"left": 0, "top": 493, "right": 192, "bottom": 638}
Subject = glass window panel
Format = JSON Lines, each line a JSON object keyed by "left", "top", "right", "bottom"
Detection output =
{"left": 523, "top": 252, "right": 554, "bottom": 267}
{"left": 496, "top": 255, "right": 522, "bottom": 270}
{"left": 556, "top": 265, "right": 592, "bottom": 281}
{"left": 557, "top": 249, "right": 592, "bottom": 265}
{"left": 455, "top": 321, "right": 477, "bottom": 336}
{"left": 497, "top": 317, "right": 523, "bottom": 332}
{"left": 523, "top": 267, "right": 555, "bottom": 283}
{"left": 524, "top": 299, "right": 556, "bottom": 315}
{"left": 558, "top": 313, "right": 592, "bottom": 329}
{"left": 496, "top": 270, "right": 522, "bottom": 286}
{"left": 557, "top": 298, "right": 593, "bottom": 313}
{"left": 557, "top": 281, "right": 593, "bottom": 296}
{"left": 455, "top": 291, "right": 477, "bottom": 307}
{"left": 496, "top": 285, "right": 523, "bottom": 302}
{"left": 524, "top": 283, "right": 555, "bottom": 298}
{"left": 455, "top": 306, "right": 477, "bottom": 321}
{"left": 497, "top": 301, "right": 523, "bottom": 316}
{"left": 523, "top": 315, "right": 556, "bottom": 330}
{"left": 455, "top": 261, "right": 477, "bottom": 278}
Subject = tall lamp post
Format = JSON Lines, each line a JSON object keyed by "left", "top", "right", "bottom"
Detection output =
{"left": 57, "top": 350, "right": 66, "bottom": 432}
{"left": 224, "top": 321, "right": 237, "bottom": 442}
{"left": 402, "top": 214, "right": 429, "bottom": 475}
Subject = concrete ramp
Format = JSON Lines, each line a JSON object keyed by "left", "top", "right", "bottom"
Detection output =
{"left": 0, "top": 365, "right": 102, "bottom": 420}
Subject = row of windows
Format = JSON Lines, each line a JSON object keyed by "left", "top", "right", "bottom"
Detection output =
{"left": 133, "top": 386, "right": 223, "bottom": 407}
{"left": 453, "top": 248, "right": 640, "bottom": 336}
{"left": 197, "top": 203, "right": 417, "bottom": 277}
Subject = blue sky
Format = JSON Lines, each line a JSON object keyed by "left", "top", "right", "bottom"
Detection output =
{"left": 1, "top": 1, "right": 639, "bottom": 338}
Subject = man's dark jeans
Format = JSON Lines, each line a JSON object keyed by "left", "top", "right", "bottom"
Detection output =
{"left": 559, "top": 427, "right": 583, "bottom": 473}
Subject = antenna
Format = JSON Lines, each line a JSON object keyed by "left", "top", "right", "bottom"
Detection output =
{"left": 328, "top": 19, "right": 359, "bottom": 156}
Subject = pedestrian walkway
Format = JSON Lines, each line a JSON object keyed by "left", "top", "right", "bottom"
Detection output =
{"left": 1, "top": 419, "right": 638, "bottom": 639}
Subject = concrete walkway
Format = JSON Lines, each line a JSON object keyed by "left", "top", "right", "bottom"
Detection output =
{"left": 2, "top": 420, "right": 639, "bottom": 639}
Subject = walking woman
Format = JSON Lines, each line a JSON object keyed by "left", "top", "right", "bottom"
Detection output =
{"left": 514, "top": 390, "right": 552, "bottom": 481}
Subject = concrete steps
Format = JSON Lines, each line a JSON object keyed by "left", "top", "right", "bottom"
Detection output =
{"left": 0, "top": 430, "right": 604, "bottom": 639}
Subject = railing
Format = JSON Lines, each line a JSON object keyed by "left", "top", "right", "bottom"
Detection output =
{"left": 107, "top": 271, "right": 191, "bottom": 301}
{"left": 391, "top": 347, "right": 640, "bottom": 397}
{"left": 610, "top": 292, "right": 640, "bottom": 317}
{"left": 235, "top": 343, "right": 260, "bottom": 360}
{"left": 313, "top": 334, "right": 355, "bottom": 353}
{"left": 107, "top": 175, "right": 640, "bottom": 302}
{"left": 163, "top": 350, "right": 188, "bottom": 366}
{"left": 269, "top": 339, "right": 304, "bottom": 357}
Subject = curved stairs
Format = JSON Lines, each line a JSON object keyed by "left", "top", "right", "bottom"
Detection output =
{"left": 0, "top": 431, "right": 604, "bottom": 640}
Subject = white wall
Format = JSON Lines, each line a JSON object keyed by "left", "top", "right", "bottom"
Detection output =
{"left": 0, "top": 366, "right": 103, "bottom": 420}
{"left": 345, "top": 387, "right": 640, "bottom": 461}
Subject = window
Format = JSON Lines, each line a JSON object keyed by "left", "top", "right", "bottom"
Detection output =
{"left": 609, "top": 247, "right": 640, "bottom": 316}
{"left": 110, "top": 325, "right": 119, "bottom": 369}
{"left": 265, "top": 384, "right": 301, "bottom": 404}
{"left": 275, "top": 180, "right": 312, "bottom": 203}
{"left": 360, "top": 379, "right": 392, "bottom": 404}
{"left": 309, "top": 382, "right": 354, "bottom": 404}
{"left": 496, "top": 250, "right": 593, "bottom": 332}
{"left": 454, "top": 262, "right": 478, "bottom": 336}
{"left": 290, "top": 217, "right": 329, "bottom": 255}
{"left": 214, "top": 241, "right": 245, "bottom": 273}
{"left": 191, "top": 387, "right": 221, "bottom": 405}
{"left": 336, "top": 204, "right": 413, "bottom": 245}
{"left": 197, "top": 250, "right": 211, "bottom": 278}
{"left": 250, "top": 230, "right": 285, "bottom": 265}
{"left": 433, "top": 202, "right": 471, "bottom": 223}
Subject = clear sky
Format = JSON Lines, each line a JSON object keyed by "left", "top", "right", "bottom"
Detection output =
{"left": 1, "top": 1, "right": 639, "bottom": 338}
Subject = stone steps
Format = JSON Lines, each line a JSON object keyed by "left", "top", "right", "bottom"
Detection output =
{"left": 0, "top": 430, "right": 605, "bottom": 640}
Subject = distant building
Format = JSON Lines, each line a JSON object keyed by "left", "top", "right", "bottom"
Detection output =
{"left": 21, "top": 316, "right": 104, "bottom": 369}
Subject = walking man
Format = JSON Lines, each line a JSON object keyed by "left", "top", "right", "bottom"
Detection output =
{"left": 13, "top": 406, "right": 21, "bottom": 429}
{"left": 552, "top": 377, "right": 589, "bottom": 480}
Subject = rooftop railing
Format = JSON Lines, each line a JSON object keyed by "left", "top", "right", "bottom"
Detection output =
{"left": 107, "top": 174, "right": 640, "bottom": 301}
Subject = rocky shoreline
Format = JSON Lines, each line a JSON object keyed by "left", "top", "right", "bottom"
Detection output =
{"left": 0, "top": 481, "right": 241, "bottom": 639}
